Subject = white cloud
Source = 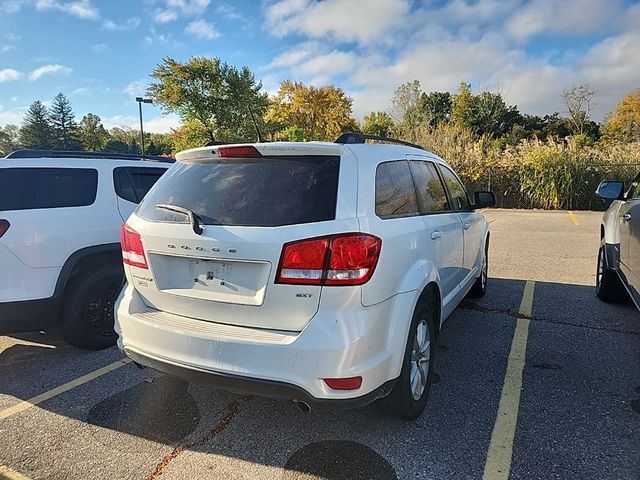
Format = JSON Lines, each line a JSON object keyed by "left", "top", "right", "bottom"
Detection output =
{"left": 143, "top": 28, "right": 184, "bottom": 48}
{"left": 91, "top": 43, "right": 109, "bottom": 53}
{"left": 101, "top": 17, "right": 140, "bottom": 31}
{"left": 0, "top": 45, "right": 15, "bottom": 53}
{"left": 0, "top": 104, "right": 27, "bottom": 124}
{"left": 29, "top": 64, "right": 72, "bottom": 81}
{"left": 124, "top": 79, "right": 149, "bottom": 97}
{"left": 102, "top": 113, "right": 180, "bottom": 134}
{"left": 184, "top": 19, "right": 219, "bottom": 39}
{"left": 0, "top": 68, "right": 22, "bottom": 82}
{"left": 265, "top": 0, "right": 410, "bottom": 44}
{"left": 505, "top": 0, "right": 620, "bottom": 40}
{"left": 34, "top": 0, "right": 99, "bottom": 20}
{"left": 153, "top": 0, "right": 210, "bottom": 23}
{"left": 0, "top": 0, "right": 26, "bottom": 14}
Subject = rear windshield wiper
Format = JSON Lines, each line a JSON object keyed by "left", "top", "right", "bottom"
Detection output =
{"left": 156, "top": 204, "right": 204, "bottom": 235}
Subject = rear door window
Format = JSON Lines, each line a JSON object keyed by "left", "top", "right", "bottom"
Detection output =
{"left": 113, "top": 167, "right": 166, "bottom": 204}
{"left": 0, "top": 167, "right": 98, "bottom": 211}
{"left": 137, "top": 156, "right": 340, "bottom": 227}
{"left": 409, "top": 161, "right": 450, "bottom": 213}
{"left": 375, "top": 160, "right": 419, "bottom": 218}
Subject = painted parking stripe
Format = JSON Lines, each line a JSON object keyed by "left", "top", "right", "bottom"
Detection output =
{"left": 482, "top": 280, "right": 535, "bottom": 480}
{"left": 568, "top": 211, "right": 580, "bottom": 226}
{"left": 0, "top": 464, "right": 31, "bottom": 480}
{"left": 0, "top": 358, "right": 132, "bottom": 421}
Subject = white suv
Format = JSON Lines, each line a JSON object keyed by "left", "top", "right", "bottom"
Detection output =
{"left": 115, "top": 135, "right": 495, "bottom": 419}
{"left": 0, "top": 150, "right": 171, "bottom": 349}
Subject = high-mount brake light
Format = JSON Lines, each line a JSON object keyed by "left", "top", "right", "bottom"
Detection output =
{"left": 276, "top": 234, "right": 381, "bottom": 286}
{"left": 0, "top": 219, "right": 9, "bottom": 238}
{"left": 120, "top": 224, "right": 148, "bottom": 269}
{"left": 217, "top": 146, "right": 262, "bottom": 158}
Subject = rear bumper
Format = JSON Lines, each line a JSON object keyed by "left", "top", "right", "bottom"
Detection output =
{"left": 124, "top": 346, "right": 396, "bottom": 407}
{"left": 115, "top": 283, "right": 416, "bottom": 401}
{"left": 0, "top": 296, "right": 61, "bottom": 334}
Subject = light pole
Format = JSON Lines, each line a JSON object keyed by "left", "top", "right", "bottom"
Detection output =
{"left": 135, "top": 97, "right": 152, "bottom": 156}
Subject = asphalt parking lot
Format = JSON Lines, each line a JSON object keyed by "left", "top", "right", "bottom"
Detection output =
{"left": 1, "top": 209, "right": 639, "bottom": 480}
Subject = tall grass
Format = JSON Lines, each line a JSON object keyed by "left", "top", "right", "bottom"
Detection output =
{"left": 413, "top": 125, "right": 640, "bottom": 210}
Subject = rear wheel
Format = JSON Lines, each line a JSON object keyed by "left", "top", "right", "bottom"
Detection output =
{"left": 59, "top": 264, "right": 123, "bottom": 350}
{"left": 596, "top": 240, "right": 627, "bottom": 303}
{"left": 379, "top": 297, "right": 437, "bottom": 420}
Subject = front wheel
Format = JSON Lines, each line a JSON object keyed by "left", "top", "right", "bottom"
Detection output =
{"left": 378, "top": 299, "right": 437, "bottom": 420}
{"left": 596, "top": 241, "right": 627, "bottom": 303}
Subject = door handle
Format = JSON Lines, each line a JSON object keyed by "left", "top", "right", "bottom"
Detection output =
{"left": 430, "top": 230, "right": 442, "bottom": 240}
{"left": 623, "top": 213, "right": 632, "bottom": 221}
{"left": 463, "top": 222, "right": 471, "bottom": 230}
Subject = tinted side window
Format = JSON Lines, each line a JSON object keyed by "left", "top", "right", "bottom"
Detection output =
{"left": 439, "top": 165, "right": 470, "bottom": 210}
{"left": 409, "top": 161, "right": 449, "bottom": 213}
{"left": 375, "top": 161, "right": 419, "bottom": 218}
{"left": 114, "top": 167, "right": 166, "bottom": 204}
{"left": 0, "top": 168, "right": 98, "bottom": 211}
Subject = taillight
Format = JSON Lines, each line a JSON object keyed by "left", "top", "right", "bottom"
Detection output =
{"left": 276, "top": 234, "right": 381, "bottom": 286}
{"left": 218, "top": 146, "right": 262, "bottom": 158}
{"left": 323, "top": 376, "right": 363, "bottom": 390}
{"left": 120, "top": 224, "right": 148, "bottom": 269}
{"left": 0, "top": 219, "right": 9, "bottom": 238}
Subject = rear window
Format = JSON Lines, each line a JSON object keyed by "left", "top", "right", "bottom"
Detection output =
{"left": 0, "top": 167, "right": 98, "bottom": 211}
{"left": 136, "top": 155, "right": 340, "bottom": 227}
{"left": 113, "top": 167, "right": 166, "bottom": 204}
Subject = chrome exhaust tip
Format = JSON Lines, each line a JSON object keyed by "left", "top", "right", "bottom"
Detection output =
{"left": 293, "top": 399, "right": 311, "bottom": 413}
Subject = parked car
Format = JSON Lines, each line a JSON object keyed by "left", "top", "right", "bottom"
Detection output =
{"left": 0, "top": 150, "right": 172, "bottom": 349}
{"left": 596, "top": 175, "right": 640, "bottom": 310}
{"left": 115, "top": 134, "right": 495, "bottom": 419}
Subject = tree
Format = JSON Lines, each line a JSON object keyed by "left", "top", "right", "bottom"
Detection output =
{"left": 79, "top": 113, "right": 109, "bottom": 151}
{"left": 49, "top": 93, "right": 82, "bottom": 150}
{"left": 266, "top": 81, "right": 357, "bottom": 141}
{"left": 108, "top": 127, "right": 140, "bottom": 153}
{"left": 363, "top": 111, "right": 395, "bottom": 137}
{"left": 390, "top": 80, "right": 423, "bottom": 142}
{"left": 0, "top": 124, "right": 19, "bottom": 155}
{"left": 471, "top": 91, "right": 521, "bottom": 137}
{"left": 170, "top": 119, "right": 212, "bottom": 152}
{"left": 451, "top": 82, "right": 474, "bottom": 131}
{"left": 602, "top": 89, "right": 640, "bottom": 143}
{"left": 417, "top": 91, "right": 452, "bottom": 129}
{"left": 562, "top": 83, "right": 595, "bottom": 135}
{"left": 19, "top": 100, "right": 53, "bottom": 149}
{"left": 148, "top": 56, "right": 269, "bottom": 143}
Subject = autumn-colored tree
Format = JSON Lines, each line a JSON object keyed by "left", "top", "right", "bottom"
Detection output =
{"left": 170, "top": 119, "right": 212, "bottom": 152}
{"left": 602, "top": 89, "right": 640, "bottom": 143}
{"left": 148, "top": 57, "right": 268, "bottom": 143}
{"left": 266, "top": 81, "right": 358, "bottom": 141}
{"left": 363, "top": 111, "right": 395, "bottom": 137}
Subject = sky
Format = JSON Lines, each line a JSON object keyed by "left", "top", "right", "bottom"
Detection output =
{"left": 0, "top": 0, "right": 639, "bottom": 133}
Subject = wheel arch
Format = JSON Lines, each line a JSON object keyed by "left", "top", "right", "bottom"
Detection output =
{"left": 54, "top": 243, "right": 123, "bottom": 299}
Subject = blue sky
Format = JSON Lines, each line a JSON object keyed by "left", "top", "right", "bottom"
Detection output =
{"left": 1, "top": 0, "right": 639, "bottom": 133}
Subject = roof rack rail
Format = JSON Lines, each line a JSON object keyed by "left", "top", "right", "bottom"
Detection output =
{"left": 334, "top": 132, "right": 423, "bottom": 150}
{"left": 4, "top": 149, "right": 175, "bottom": 163}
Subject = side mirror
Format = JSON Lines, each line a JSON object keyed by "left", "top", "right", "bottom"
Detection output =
{"left": 596, "top": 180, "right": 624, "bottom": 200}
{"left": 474, "top": 191, "right": 496, "bottom": 209}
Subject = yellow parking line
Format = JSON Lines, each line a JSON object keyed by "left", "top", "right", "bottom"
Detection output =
{"left": 0, "top": 464, "right": 31, "bottom": 480}
{"left": 0, "top": 358, "right": 132, "bottom": 421}
{"left": 483, "top": 280, "right": 535, "bottom": 480}
{"left": 568, "top": 211, "right": 580, "bottom": 226}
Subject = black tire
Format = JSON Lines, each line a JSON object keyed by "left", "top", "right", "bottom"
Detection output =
{"left": 59, "top": 264, "right": 123, "bottom": 350}
{"left": 596, "top": 240, "right": 627, "bottom": 303}
{"left": 469, "top": 239, "right": 488, "bottom": 298}
{"left": 378, "top": 297, "right": 437, "bottom": 420}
